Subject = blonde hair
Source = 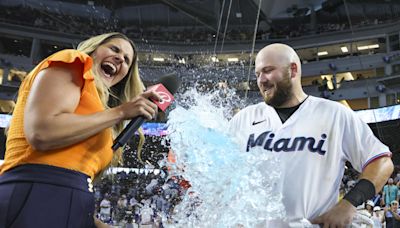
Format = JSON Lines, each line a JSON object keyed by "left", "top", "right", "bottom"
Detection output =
{"left": 77, "top": 32, "right": 145, "bottom": 166}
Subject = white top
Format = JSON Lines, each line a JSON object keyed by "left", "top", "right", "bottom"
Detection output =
{"left": 99, "top": 199, "right": 111, "bottom": 215}
{"left": 229, "top": 96, "right": 390, "bottom": 224}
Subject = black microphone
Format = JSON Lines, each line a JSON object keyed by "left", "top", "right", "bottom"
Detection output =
{"left": 112, "top": 73, "right": 181, "bottom": 151}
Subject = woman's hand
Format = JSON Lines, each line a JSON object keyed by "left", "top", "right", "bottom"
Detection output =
{"left": 117, "top": 90, "right": 162, "bottom": 120}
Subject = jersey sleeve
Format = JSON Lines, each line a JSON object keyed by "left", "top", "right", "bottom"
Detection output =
{"left": 342, "top": 108, "right": 391, "bottom": 172}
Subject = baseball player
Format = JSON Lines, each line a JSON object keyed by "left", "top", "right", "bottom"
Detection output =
{"left": 229, "top": 43, "right": 393, "bottom": 227}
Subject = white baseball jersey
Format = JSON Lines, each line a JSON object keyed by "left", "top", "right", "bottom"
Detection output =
{"left": 229, "top": 95, "right": 391, "bottom": 224}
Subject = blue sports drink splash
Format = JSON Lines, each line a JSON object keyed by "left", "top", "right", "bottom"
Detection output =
{"left": 163, "top": 88, "right": 286, "bottom": 227}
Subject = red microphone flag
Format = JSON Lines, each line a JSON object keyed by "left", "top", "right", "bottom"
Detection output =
{"left": 147, "top": 84, "right": 174, "bottom": 112}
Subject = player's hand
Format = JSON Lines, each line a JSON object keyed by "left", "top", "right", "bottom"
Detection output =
{"left": 310, "top": 199, "right": 356, "bottom": 228}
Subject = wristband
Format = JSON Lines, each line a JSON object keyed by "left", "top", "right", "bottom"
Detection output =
{"left": 343, "top": 179, "right": 376, "bottom": 207}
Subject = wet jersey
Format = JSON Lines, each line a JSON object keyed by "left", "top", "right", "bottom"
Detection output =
{"left": 229, "top": 95, "right": 391, "bottom": 224}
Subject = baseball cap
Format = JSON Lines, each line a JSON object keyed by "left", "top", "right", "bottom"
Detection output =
{"left": 391, "top": 200, "right": 398, "bottom": 205}
{"left": 366, "top": 200, "right": 374, "bottom": 207}
{"left": 373, "top": 206, "right": 382, "bottom": 211}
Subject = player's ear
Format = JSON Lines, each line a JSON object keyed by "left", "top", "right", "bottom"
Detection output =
{"left": 290, "top": 62, "right": 298, "bottom": 78}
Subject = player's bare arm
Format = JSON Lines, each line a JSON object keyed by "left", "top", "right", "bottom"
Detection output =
{"left": 311, "top": 156, "right": 393, "bottom": 227}
{"left": 359, "top": 156, "right": 394, "bottom": 193}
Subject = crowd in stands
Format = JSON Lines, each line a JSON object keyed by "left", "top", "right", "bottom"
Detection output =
{"left": 340, "top": 166, "right": 400, "bottom": 228}
{"left": 0, "top": 5, "right": 119, "bottom": 36}
{"left": 91, "top": 153, "right": 400, "bottom": 228}
{"left": 88, "top": 130, "right": 400, "bottom": 227}
{"left": 1, "top": 4, "right": 399, "bottom": 44}
{"left": 93, "top": 167, "right": 190, "bottom": 227}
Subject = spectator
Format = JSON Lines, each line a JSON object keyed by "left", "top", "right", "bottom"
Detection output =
{"left": 145, "top": 178, "right": 159, "bottom": 195}
{"left": 116, "top": 194, "right": 128, "bottom": 223}
{"left": 140, "top": 202, "right": 154, "bottom": 226}
{"left": 151, "top": 188, "right": 171, "bottom": 216}
{"left": 385, "top": 200, "right": 400, "bottom": 228}
{"left": 382, "top": 178, "right": 399, "bottom": 206}
{"left": 365, "top": 200, "right": 375, "bottom": 217}
{"left": 372, "top": 206, "right": 385, "bottom": 228}
{"left": 100, "top": 194, "right": 112, "bottom": 224}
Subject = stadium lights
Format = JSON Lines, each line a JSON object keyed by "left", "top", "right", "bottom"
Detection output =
{"left": 357, "top": 44, "right": 379, "bottom": 51}
{"left": 341, "top": 46, "right": 349, "bottom": 53}
{"left": 153, "top": 57, "right": 165, "bottom": 62}
{"left": 317, "top": 51, "right": 328, "bottom": 56}
{"left": 227, "top": 57, "right": 239, "bottom": 62}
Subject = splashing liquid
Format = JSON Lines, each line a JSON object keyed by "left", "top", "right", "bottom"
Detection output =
{"left": 163, "top": 88, "right": 286, "bottom": 227}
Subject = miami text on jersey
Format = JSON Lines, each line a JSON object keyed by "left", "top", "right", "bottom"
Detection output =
{"left": 246, "top": 131, "right": 327, "bottom": 155}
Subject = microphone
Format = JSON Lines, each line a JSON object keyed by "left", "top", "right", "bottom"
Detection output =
{"left": 112, "top": 73, "right": 181, "bottom": 151}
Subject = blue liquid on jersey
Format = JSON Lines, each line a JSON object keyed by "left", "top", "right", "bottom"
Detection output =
{"left": 163, "top": 88, "right": 286, "bottom": 227}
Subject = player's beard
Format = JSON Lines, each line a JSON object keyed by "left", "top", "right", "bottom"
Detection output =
{"left": 262, "top": 69, "right": 293, "bottom": 107}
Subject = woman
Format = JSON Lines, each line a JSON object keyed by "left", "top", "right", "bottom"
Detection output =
{"left": 0, "top": 32, "right": 160, "bottom": 228}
